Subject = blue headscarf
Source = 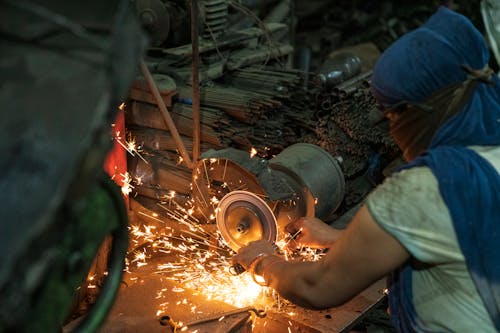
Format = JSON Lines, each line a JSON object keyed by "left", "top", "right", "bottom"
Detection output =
{"left": 372, "top": 7, "right": 500, "bottom": 332}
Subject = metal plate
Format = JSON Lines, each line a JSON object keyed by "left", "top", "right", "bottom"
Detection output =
{"left": 216, "top": 191, "right": 277, "bottom": 251}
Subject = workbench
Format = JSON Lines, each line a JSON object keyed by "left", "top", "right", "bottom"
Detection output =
{"left": 92, "top": 254, "right": 387, "bottom": 333}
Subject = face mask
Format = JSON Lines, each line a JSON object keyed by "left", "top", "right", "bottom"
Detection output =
{"left": 382, "top": 65, "right": 494, "bottom": 161}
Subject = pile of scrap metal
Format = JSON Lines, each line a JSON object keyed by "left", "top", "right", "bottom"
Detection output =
{"left": 0, "top": 0, "right": 146, "bottom": 332}
{"left": 293, "top": 0, "right": 485, "bottom": 72}
{"left": 125, "top": 1, "right": 401, "bottom": 227}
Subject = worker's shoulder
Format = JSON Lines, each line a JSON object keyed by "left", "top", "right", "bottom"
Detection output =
{"left": 366, "top": 165, "right": 446, "bottom": 229}
{"left": 367, "top": 164, "right": 441, "bottom": 214}
{"left": 378, "top": 165, "right": 438, "bottom": 196}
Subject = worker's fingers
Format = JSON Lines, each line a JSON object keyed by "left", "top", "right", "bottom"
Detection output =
{"left": 231, "top": 240, "right": 275, "bottom": 269}
{"left": 285, "top": 217, "right": 305, "bottom": 234}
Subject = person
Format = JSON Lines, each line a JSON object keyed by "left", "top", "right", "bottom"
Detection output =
{"left": 231, "top": 6, "right": 500, "bottom": 332}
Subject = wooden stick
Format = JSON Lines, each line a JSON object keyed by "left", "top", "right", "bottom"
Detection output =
{"left": 139, "top": 60, "right": 194, "bottom": 169}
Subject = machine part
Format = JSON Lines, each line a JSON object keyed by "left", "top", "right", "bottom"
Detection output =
{"left": 191, "top": 149, "right": 268, "bottom": 221}
{"left": 201, "top": 0, "right": 229, "bottom": 38}
{"left": 316, "top": 53, "right": 362, "bottom": 89}
{"left": 216, "top": 190, "right": 277, "bottom": 251}
{"left": 257, "top": 166, "right": 315, "bottom": 237}
{"left": 295, "top": 47, "right": 312, "bottom": 88}
{"left": 0, "top": 0, "right": 145, "bottom": 331}
{"left": 268, "top": 143, "right": 345, "bottom": 221}
{"left": 240, "top": 0, "right": 280, "bottom": 8}
{"left": 135, "top": 0, "right": 170, "bottom": 46}
{"left": 481, "top": 0, "right": 500, "bottom": 69}
{"left": 192, "top": 147, "right": 316, "bottom": 239}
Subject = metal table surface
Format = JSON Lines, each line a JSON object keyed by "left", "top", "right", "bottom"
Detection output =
{"left": 88, "top": 254, "right": 386, "bottom": 333}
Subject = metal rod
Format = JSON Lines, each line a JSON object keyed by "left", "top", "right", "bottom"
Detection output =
{"left": 184, "top": 307, "right": 266, "bottom": 327}
{"left": 191, "top": 0, "right": 201, "bottom": 164}
{"left": 139, "top": 60, "right": 194, "bottom": 169}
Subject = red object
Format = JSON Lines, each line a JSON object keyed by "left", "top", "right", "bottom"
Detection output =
{"left": 103, "top": 108, "right": 129, "bottom": 207}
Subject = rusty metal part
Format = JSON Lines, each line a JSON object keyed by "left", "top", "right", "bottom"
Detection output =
{"left": 135, "top": 0, "right": 170, "bottom": 46}
{"left": 185, "top": 307, "right": 266, "bottom": 327}
{"left": 162, "top": 22, "right": 287, "bottom": 57}
{"left": 159, "top": 307, "right": 265, "bottom": 332}
{"left": 268, "top": 143, "right": 345, "bottom": 221}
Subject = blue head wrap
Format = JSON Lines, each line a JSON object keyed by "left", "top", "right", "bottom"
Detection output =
{"left": 372, "top": 6, "right": 500, "bottom": 332}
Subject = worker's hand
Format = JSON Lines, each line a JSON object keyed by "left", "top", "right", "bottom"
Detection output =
{"left": 285, "top": 216, "right": 342, "bottom": 249}
{"left": 231, "top": 240, "right": 276, "bottom": 271}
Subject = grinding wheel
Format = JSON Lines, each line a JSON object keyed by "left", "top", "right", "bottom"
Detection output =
{"left": 216, "top": 191, "right": 277, "bottom": 251}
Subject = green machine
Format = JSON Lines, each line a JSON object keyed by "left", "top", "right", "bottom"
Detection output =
{"left": 0, "top": 1, "right": 146, "bottom": 332}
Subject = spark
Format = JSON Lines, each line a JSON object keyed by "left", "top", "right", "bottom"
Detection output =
{"left": 114, "top": 131, "right": 148, "bottom": 164}
{"left": 120, "top": 172, "right": 134, "bottom": 196}
{"left": 250, "top": 147, "right": 258, "bottom": 158}
{"left": 124, "top": 170, "right": 324, "bottom": 324}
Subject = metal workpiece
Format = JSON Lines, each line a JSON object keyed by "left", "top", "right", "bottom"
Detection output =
{"left": 193, "top": 144, "right": 344, "bottom": 250}
{"left": 159, "top": 292, "right": 266, "bottom": 331}
{"left": 316, "top": 53, "right": 362, "bottom": 89}
{"left": 184, "top": 306, "right": 266, "bottom": 327}
{"left": 191, "top": 149, "right": 268, "bottom": 222}
{"left": 268, "top": 143, "right": 345, "bottom": 221}
{"left": 161, "top": 311, "right": 254, "bottom": 333}
{"left": 200, "top": 0, "right": 229, "bottom": 38}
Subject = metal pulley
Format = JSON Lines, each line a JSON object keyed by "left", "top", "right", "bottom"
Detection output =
{"left": 216, "top": 190, "right": 277, "bottom": 252}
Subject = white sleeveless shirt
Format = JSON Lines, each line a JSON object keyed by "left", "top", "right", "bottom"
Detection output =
{"left": 366, "top": 146, "right": 500, "bottom": 332}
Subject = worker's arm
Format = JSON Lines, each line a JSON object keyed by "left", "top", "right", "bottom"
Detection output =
{"left": 232, "top": 204, "right": 410, "bottom": 309}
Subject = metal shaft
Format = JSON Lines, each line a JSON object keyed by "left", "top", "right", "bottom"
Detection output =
{"left": 184, "top": 307, "right": 266, "bottom": 327}
{"left": 191, "top": 0, "right": 201, "bottom": 164}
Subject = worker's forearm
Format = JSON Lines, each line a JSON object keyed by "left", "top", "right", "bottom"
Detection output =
{"left": 319, "top": 228, "right": 343, "bottom": 248}
{"left": 251, "top": 205, "right": 410, "bottom": 310}
{"left": 254, "top": 256, "right": 348, "bottom": 309}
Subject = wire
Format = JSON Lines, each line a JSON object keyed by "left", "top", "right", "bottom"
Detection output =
{"left": 227, "top": 0, "right": 286, "bottom": 69}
